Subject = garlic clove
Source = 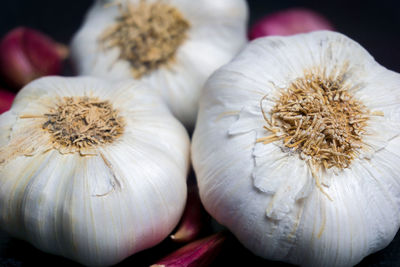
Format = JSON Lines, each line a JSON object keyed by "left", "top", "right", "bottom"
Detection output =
{"left": 151, "top": 232, "right": 227, "bottom": 267}
{"left": 0, "top": 88, "right": 15, "bottom": 114}
{"left": 192, "top": 31, "right": 400, "bottom": 266}
{"left": 170, "top": 182, "right": 208, "bottom": 243}
{"left": 249, "top": 8, "right": 334, "bottom": 40}
{"left": 0, "top": 27, "right": 67, "bottom": 90}
{"left": 0, "top": 76, "right": 190, "bottom": 266}
{"left": 70, "top": 0, "right": 249, "bottom": 129}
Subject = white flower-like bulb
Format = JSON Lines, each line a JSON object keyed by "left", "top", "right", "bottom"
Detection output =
{"left": 71, "top": 0, "right": 249, "bottom": 128}
{"left": 0, "top": 76, "right": 190, "bottom": 266}
{"left": 192, "top": 31, "right": 400, "bottom": 266}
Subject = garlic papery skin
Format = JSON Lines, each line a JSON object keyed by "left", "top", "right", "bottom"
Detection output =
{"left": 70, "top": 0, "right": 248, "bottom": 128}
{"left": 0, "top": 76, "right": 190, "bottom": 266}
{"left": 192, "top": 31, "right": 400, "bottom": 267}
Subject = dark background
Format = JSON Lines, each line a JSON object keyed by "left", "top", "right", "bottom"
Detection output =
{"left": 1, "top": 0, "right": 400, "bottom": 72}
{"left": 1, "top": 0, "right": 400, "bottom": 266}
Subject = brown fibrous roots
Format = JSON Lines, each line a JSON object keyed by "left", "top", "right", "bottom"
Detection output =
{"left": 43, "top": 97, "right": 124, "bottom": 152}
{"left": 258, "top": 68, "right": 376, "bottom": 172}
{"left": 99, "top": 0, "right": 190, "bottom": 78}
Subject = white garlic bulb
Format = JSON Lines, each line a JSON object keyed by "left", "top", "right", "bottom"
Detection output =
{"left": 70, "top": 0, "right": 249, "bottom": 128}
{"left": 192, "top": 31, "right": 400, "bottom": 266}
{"left": 0, "top": 76, "right": 190, "bottom": 266}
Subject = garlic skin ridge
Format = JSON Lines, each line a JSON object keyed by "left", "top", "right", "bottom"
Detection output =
{"left": 0, "top": 76, "right": 190, "bottom": 266}
{"left": 70, "top": 0, "right": 249, "bottom": 129}
{"left": 192, "top": 31, "right": 400, "bottom": 266}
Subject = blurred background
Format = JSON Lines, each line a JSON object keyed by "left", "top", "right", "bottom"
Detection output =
{"left": 1, "top": 0, "right": 400, "bottom": 72}
{"left": 0, "top": 0, "right": 400, "bottom": 266}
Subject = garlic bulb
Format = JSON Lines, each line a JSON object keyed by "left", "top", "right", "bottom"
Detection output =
{"left": 70, "top": 0, "right": 248, "bottom": 128}
{"left": 192, "top": 31, "right": 400, "bottom": 266}
{"left": 0, "top": 76, "right": 190, "bottom": 266}
{"left": 0, "top": 27, "right": 67, "bottom": 90}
